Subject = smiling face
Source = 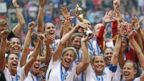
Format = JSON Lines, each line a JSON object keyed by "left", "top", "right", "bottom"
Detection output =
{"left": 122, "top": 61, "right": 137, "bottom": 81}
{"left": 104, "top": 48, "right": 113, "bottom": 66}
{"left": 93, "top": 56, "right": 106, "bottom": 75}
{"left": 71, "top": 36, "right": 82, "bottom": 50}
{"left": 61, "top": 49, "right": 75, "bottom": 69}
{"left": 45, "top": 23, "right": 56, "bottom": 37}
{"left": 9, "top": 37, "right": 21, "bottom": 55}
{"left": 8, "top": 54, "right": 18, "bottom": 72}
{"left": 31, "top": 57, "right": 41, "bottom": 75}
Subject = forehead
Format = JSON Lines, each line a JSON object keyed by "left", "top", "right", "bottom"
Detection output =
{"left": 73, "top": 36, "right": 81, "bottom": 40}
{"left": 64, "top": 50, "right": 74, "bottom": 54}
{"left": 94, "top": 56, "right": 104, "bottom": 61}
{"left": 105, "top": 48, "right": 113, "bottom": 52}
{"left": 45, "top": 23, "right": 55, "bottom": 28}
{"left": 10, "top": 37, "right": 20, "bottom": 42}
{"left": 124, "top": 62, "right": 134, "bottom": 68}
{"left": 9, "top": 54, "right": 18, "bottom": 59}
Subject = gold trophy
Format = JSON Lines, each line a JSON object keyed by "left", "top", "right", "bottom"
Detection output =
{"left": 74, "top": 4, "right": 93, "bottom": 37}
{"left": 74, "top": 4, "right": 84, "bottom": 22}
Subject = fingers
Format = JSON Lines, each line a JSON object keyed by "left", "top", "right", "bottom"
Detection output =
{"left": 28, "top": 21, "right": 35, "bottom": 30}
{"left": 1, "top": 30, "right": 9, "bottom": 39}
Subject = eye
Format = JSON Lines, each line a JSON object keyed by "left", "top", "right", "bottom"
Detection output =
{"left": 100, "top": 61, "right": 104, "bottom": 63}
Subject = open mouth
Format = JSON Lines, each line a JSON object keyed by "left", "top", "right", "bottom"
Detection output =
{"left": 12, "top": 61, "right": 18, "bottom": 67}
{"left": 12, "top": 46, "right": 20, "bottom": 52}
{"left": 123, "top": 72, "right": 130, "bottom": 77}
{"left": 34, "top": 64, "right": 40, "bottom": 69}
{"left": 49, "top": 30, "right": 55, "bottom": 35}
{"left": 96, "top": 65, "right": 103, "bottom": 69}
{"left": 64, "top": 58, "right": 72, "bottom": 66}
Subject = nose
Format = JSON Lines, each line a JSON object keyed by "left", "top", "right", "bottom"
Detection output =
{"left": 77, "top": 42, "right": 81, "bottom": 46}
{"left": 108, "top": 53, "right": 112, "bottom": 56}
{"left": 14, "top": 58, "right": 18, "bottom": 61}
{"left": 67, "top": 55, "right": 73, "bottom": 60}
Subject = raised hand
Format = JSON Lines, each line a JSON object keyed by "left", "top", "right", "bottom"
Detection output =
{"left": 12, "top": 0, "right": 19, "bottom": 7}
{"left": 103, "top": 10, "right": 114, "bottom": 23}
{"left": 61, "top": 6, "right": 71, "bottom": 18}
{"left": 128, "top": 30, "right": 137, "bottom": 40}
{"left": 1, "top": 30, "right": 9, "bottom": 39}
{"left": 112, "top": 11, "right": 123, "bottom": 22}
{"left": 39, "top": 0, "right": 46, "bottom": 7}
{"left": 131, "top": 16, "right": 143, "bottom": 30}
{"left": 28, "top": 21, "right": 35, "bottom": 31}
{"left": 44, "top": 33, "right": 55, "bottom": 45}
{"left": 118, "top": 22, "right": 128, "bottom": 36}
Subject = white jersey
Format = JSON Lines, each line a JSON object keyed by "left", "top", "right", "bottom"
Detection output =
{"left": 113, "top": 65, "right": 143, "bottom": 81}
{"left": 46, "top": 58, "right": 77, "bottom": 81}
{"left": 24, "top": 72, "right": 42, "bottom": 81}
{"left": 3, "top": 67, "right": 25, "bottom": 81}
{"left": 85, "top": 64, "right": 113, "bottom": 81}
{"left": 104, "top": 64, "right": 122, "bottom": 81}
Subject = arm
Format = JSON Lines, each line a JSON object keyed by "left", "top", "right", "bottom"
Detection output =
{"left": 129, "top": 33, "right": 144, "bottom": 81}
{"left": 20, "top": 22, "right": 35, "bottom": 67}
{"left": 60, "top": 7, "right": 72, "bottom": 47}
{"left": 129, "top": 34, "right": 144, "bottom": 68}
{"left": 37, "top": 0, "right": 45, "bottom": 33}
{"left": 23, "top": 35, "right": 43, "bottom": 76}
{"left": 140, "top": 29, "right": 144, "bottom": 42}
{"left": 53, "top": 25, "right": 80, "bottom": 62}
{"left": 76, "top": 36, "right": 90, "bottom": 75}
{"left": 96, "top": 24, "right": 105, "bottom": 50}
{"left": 118, "top": 46, "right": 125, "bottom": 68}
{"left": 0, "top": 30, "right": 9, "bottom": 71}
{"left": 111, "top": 35, "right": 121, "bottom": 66}
{"left": 12, "top": 0, "right": 25, "bottom": 37}
{"left": 44, "top": 45, "right": 52, "bottom": 64}
{"left": 135, "top": 29, "right": 144, "bottom": 52}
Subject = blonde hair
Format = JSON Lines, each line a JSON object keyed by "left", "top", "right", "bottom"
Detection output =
{"left": 62, "top": 47, "right": 77, "bottom": 60}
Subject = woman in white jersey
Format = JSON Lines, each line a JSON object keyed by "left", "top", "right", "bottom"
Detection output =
{"left": 46, "top": 23, "right": 90, "bottom": 81}
{"left": 110, "top": 32, "right": 144, "bottom": 81}
{"left": 85, "top": 34, "right": 123, "bottom": 81}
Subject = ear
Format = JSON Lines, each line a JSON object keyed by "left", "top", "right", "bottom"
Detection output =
{"left": 134, "top": 69, "right": 137, "bottom": 75}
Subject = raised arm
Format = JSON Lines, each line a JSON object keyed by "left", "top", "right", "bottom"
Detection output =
{"left": 111, "top": 35, "right": 121, "bottom": 66}
{"left": 76, "top": 36, "right": 90, "bottom": 75}
{"left": 131, "top": 16, "right": 144, "bottom": 52}
{"left": 20, "top": 22, "right": 35, "bottom": 67}
{"left": 23, "top": 34, "right": 43, "bottom": 76}
{"left": 41, "top": 34, "right": 54, "bottom": 64}
{"left": 0, "top": 30, "right": 9, "bottom": 71}
{"left": 53, "top": 23, "right": 83, "bottom": 62}
{"left": 12, "top": 0, "right": 25, "bottom": 37}
{"left": 129, "top": 31, "right": 144, "bottom": 68}
{"left": 37, "top": 0, "right": 45, "bottom": 33}
{"left": 129, "top": 31, "right": 144, "bottom": 81}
